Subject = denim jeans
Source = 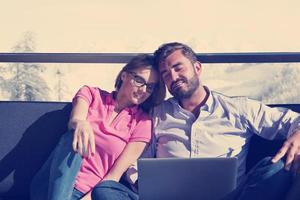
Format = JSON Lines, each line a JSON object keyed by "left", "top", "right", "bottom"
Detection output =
{"left": 91, "top": 157, "right": 293, "bottom": 200}
{"left": 91, "top": 180, "right": 138, "bottom": 200}
{"left": 30, "top": 130, "right": 83, "bottom": 200}
{"left": 71, "top": 188, "right": 85, "bottom": 200}
{"left": 223, "top": 156, "right": 293, "bottom": 200}
{"left": 31, "top": 130, "right": 137, "bottom": 200}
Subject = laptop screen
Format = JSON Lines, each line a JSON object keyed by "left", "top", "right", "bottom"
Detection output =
{"left": 138, "top": 157, "right": 237, "bottom": 200}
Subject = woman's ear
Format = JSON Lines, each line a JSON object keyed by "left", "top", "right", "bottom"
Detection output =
{"left": 120, "top": 71, "right": 127, "bottom": 81}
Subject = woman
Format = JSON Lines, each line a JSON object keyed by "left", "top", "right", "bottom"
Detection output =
{"left": 30, "top": 54, "right": 165, "bottom": 200}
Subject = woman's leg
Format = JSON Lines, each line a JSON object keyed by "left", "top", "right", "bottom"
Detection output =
{"left": 30, "top": 130, "right": 82, "bottom": 200}
{"left": 70, "top": 188, "right": 85, "bottom": 200}
{"left": 30, "top": 147, "right": 55, "bottom": 200}
{"left": 48, "top": 130, "right": 83, "bottom": 200}
{"left": 91, "top": 180, "right": 138, "bottom": 200}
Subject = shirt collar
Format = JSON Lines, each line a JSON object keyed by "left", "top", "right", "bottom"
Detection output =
{"left": 169, "top": 86, "right": 213, "bottom": 113}
{"left": 201, "top": 86, "right": 213, "bottom": 112}
{"left": 107, "top": 91, "right": 139, "bottom": 115}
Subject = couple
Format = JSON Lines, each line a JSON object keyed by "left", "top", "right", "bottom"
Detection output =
{"left": 31, "top": 42, "right": 300, "bottom": 200}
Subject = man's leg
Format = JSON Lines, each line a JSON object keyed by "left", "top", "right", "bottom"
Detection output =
{"left": 225, "top": 156, "right": 293, "bottom": 200}
{"left": 91, "top": 180, "right": 138, "bottom": 200}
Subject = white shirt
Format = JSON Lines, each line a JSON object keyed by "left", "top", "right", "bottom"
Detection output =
{"left": 127, "top": 88, "right": 300, "bottom": 185}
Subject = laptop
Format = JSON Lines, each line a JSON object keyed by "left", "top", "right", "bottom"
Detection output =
{"left": 138, "top": 157, "right": 237, "bottom": 200}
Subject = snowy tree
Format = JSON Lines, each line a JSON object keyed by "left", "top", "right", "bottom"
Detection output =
{"left": 261, "top": 64, "right": 300, "bottom": 104}
{"left": 4, "top": 32, "right": 50, "bottom": 101}
{"left": 54, "top": 68, "right": 69, "bottom": 101}
{"left": 0, "top": 65, "right": 7, "bottom": 98}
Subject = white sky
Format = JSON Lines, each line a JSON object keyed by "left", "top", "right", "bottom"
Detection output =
{"left": 1, "top": 0, "right": 300, "bottom": 53}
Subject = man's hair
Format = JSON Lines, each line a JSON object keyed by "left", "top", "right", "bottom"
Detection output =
{"left": 153, "top": 42, "right": 198, "bottom": 66}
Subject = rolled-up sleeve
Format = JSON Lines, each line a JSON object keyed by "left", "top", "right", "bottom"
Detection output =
{"left": 72, "top": 85, "right": 95, "bottom": 106}
{"left": 241, "top": 98, "right": 300, "bottom": 139}
{"left": 287, "top": 116, "right": 300, "bottom": 137}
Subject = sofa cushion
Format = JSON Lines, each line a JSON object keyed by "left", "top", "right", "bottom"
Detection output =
{"left": 0, "top": 102, "right": 71, "bottom": 200}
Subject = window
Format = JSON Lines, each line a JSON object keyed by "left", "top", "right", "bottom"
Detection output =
{"left": 1, "top": 0, "right": 300, "bottom": 103}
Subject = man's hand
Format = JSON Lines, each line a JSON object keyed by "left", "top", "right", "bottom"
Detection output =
{"left": 272, "top": 130, "right": 300, "bottom": 172}
{"left": 71, "top": 120, "right": 95, "bottom": 158}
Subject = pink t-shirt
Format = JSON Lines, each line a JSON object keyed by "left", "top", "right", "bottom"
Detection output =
{"left": 72, "top": 86, "right": 152, "bottom": 193}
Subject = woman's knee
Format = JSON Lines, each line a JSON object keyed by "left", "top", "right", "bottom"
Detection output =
{"left": 91, "top": 181, "right": 133, "bottom": 200}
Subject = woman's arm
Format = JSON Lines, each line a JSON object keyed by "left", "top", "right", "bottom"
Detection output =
{"left": 80, "top": 142, "right": 147, "bottom": 200}
{"left": 103, "top": 141, "right": 148, "bottom": 181}
{"left": 68, "top": 97, "right": 95, "bottom": 157}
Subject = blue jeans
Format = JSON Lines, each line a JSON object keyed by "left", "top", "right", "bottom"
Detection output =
{"left": 91, "top": 157, "right": 293, "bottom": 200}
{"left": 71, "top": 188, "right": 85, "bottom": 200}
{"left": 31, "top": 130, "right": 137, "bottom": 200}
{"left": 223, "top": 156, "right": 293, "bottom": 200}
{"left": 30, "top": 130, "right": 83, "bottom": 200}
{"left": 91, "top": 180, "right": 138, "bottom": 200}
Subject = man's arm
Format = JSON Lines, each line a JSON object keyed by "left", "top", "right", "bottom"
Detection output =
{"left": 241, "top": 98, "right": 300, "bottom": 172}
{"left": 241, "top": 98, "right": 300, "bottom": 139}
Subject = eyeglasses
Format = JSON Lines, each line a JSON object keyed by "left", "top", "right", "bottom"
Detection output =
{"left": 127, "top": 71, "right": 157, "bottom": 94}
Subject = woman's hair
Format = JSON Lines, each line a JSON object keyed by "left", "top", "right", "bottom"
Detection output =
{"left": 114, "top": 54, "right": 166, "bottom": 113}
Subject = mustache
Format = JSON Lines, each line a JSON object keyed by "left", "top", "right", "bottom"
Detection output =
{"left": 170, "top": 78, "right": 187, "bottom": 90}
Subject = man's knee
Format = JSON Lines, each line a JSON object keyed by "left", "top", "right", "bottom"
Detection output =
{"left": 246, "top": 156, "right": 289, "bottom": 185}
{"left": 252, "top": 156, "right": 284, "bottom": 172}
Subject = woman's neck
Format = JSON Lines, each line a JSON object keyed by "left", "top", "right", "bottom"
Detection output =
{"left": 114, "top": 90, "right": 133, "bottom": 112}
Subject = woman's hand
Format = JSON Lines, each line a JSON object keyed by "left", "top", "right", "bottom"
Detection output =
{"left": 80, "top": 191, "right": 91, "bottom": 200}
{"left": 101, "top": 174, "right": 119, "bottom": 182}
{"left": 70, "top": 119, "right": 95, "bottom": 158}
{"left": 68, "top": 97, "right": 96, "bottom": 158}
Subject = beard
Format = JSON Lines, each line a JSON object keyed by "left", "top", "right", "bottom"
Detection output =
{"left": 170, "top": 74, "right": 200, "bottom": 100}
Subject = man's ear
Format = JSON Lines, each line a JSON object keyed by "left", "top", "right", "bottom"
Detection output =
{"left": 194, "top": 61, "right": 202, "bottom": 76}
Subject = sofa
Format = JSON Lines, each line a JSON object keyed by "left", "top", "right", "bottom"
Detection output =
{"left": 0, "top": 101, "right": 299, "bottom": 200}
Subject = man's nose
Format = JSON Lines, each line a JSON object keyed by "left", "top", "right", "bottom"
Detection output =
{"left": 170, "top": 70, "right": 179, "bottom": 81}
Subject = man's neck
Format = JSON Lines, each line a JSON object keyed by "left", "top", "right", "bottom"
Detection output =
{"left": 179, "top": 85, "right": 208, "bottom": 118}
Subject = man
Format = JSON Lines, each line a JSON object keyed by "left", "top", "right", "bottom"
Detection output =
{"left": 134, "top": 42, "right": 300, "bottom": 198}
{"left": 94, "top": 42, "right": 300, "bottom": 199}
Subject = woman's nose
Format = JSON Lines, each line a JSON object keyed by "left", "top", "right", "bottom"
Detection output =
{"left": 137, "top": 84, "right": 147, "bottom": 93}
